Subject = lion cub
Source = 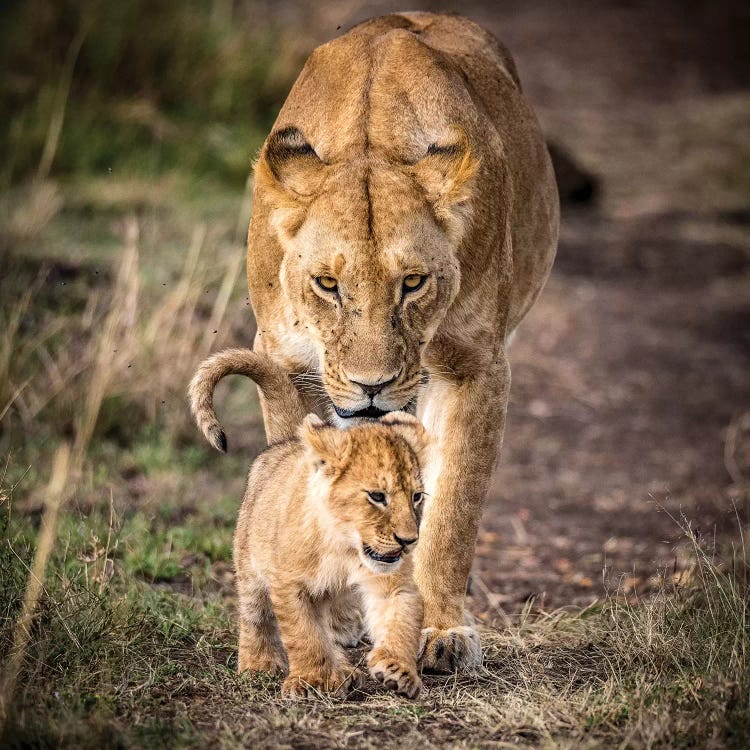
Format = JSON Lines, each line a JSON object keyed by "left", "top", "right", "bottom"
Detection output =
{"left": 190, "top": 349, "right": 426, "bottom": 699}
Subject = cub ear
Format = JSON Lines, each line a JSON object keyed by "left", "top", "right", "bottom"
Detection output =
{"left": 256, "top": 126, "right": 326, "bottom": 200}
{"left": 412, "top": 127, "right": 479, "bottom": 238}
{"left": 380, "top": 411, "right": 430, "bottom": 466}
{"left": 298, "top": 414, "right": 351, "bottom": 472}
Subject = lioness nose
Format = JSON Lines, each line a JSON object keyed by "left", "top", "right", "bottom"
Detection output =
{"left": 348, "top": 372, "right": 398, "bottom": 396}
{"left": 394, "top": 533, "right": 418, "bottom": 548}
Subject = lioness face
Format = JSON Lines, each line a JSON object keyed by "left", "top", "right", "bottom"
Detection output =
{"left": 301, "top": 412, "right": 428, "bottom": 575}
{"left": 260, "top": 127, "right": 476, "bottom": 423}
{"left": 286, "top": 196, "right": 459, "bottom": 422}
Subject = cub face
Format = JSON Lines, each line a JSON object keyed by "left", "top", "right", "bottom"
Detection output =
{"left": 300, "top": 412, "right": 429, "bottom": 574}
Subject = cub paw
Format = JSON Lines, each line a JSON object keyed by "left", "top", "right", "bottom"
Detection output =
{"left": 418, "top": 625, "right": 481, "bottom": 673}
{"left": 281, "top": 666, "right": 365, "bottom": 700}
{"left": 237, "top": 653, "right": 286, "bottom": 675}
{"left": 368, "top": 649, "right": 422, "bottom": 698}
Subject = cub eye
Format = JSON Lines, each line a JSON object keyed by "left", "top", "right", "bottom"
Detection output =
{"left": 402, "top": 274, "right": 426, "bottom": 293}
{"left": 413, "top": 492, "right": 423, "bottom": 505}
{"left": 315, "top": 276, "right": 338, "bottom": 293}
{"left": 367, "top": 491, "right": 387, "bottom": 506}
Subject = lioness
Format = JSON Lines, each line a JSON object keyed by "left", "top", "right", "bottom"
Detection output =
{"left": 245, "top": 12, "right": 559, "bottom": 671}
{"left": 190, "top": 349, "right": 427, "bottom": 699}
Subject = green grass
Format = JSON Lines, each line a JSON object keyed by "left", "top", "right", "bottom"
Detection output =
{"left": 0, "top": 0, "right": 299, "bottom": 187}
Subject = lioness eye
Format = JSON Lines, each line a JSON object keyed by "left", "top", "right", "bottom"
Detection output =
{"left": 413, "top": 492, "right": 423, "bottom": 505}
{"left": 315, "top": 276, "right": 338, "bottom": 293}
{"left": 367, "top": 491, "right": 387, "bottom": 505}
{"left": 402, "top": 274, "right": 426, "bottom": 293}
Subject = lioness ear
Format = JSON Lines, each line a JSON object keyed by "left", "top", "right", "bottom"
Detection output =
{"left": 256, "top": 126, "right": 326, "bottom": 200}
{"left": 412, "top": 127, "right": 479, "bottom": 238}
{"left": 299, "top": 414, "right": 351, "bottom": 472}
{"left": 380, "top": 411, "right": 430, "bottom": 466}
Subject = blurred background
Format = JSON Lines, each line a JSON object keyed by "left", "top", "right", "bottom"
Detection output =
{"left": 1, "top": 0, "right": 749, "bottom": 613}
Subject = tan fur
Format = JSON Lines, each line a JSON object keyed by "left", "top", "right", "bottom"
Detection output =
{"left": 188, "top": 348, "right": 306, "bottom": 449}
{"left": 245, "top": 12, "right": 559, "bottom": 671}
{"left": 233, "top": 411, "right": 427, "bottom": 699}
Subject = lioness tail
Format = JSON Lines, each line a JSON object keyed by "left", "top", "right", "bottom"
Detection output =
{"left": 188, "top": 348, "right": 305, "bottom": 451}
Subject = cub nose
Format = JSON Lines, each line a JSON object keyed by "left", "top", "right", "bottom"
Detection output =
{"left": 348, "top": 372, "right": 398, "bottom": 396}
{"left": 394, "top": 533, "right": 418, "bottom": 549}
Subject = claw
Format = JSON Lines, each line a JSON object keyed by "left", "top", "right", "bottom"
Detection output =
{"left": 368, "top": 649, "right": 422, "bottom": 699}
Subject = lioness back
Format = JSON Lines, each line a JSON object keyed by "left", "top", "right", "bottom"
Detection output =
{"left": 248, "top": 11, "right": 557, "bottom": 362}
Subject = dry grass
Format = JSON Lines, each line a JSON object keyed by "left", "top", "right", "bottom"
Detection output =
{"left": 0, "top": 185, "right": 248, "bottom": 450}
{"left": 0, "top": 506, "right": 747, "bottom": 748}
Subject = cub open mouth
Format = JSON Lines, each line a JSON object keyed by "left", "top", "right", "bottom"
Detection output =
{"left": 363, "top": 544, "right": 402, "bottom": 564}
{"left": 333, "top": 405, "right": 389, "bottom": 419}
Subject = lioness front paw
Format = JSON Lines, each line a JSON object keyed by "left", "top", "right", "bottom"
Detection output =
{"left": 281, "top": 666, "right": 365, "bottom": 700}
{"left": 368, "top": 649, "right": 422, "bottom": 698}
{"left": 419, "top": 625, "right": 481, "bottom": 673}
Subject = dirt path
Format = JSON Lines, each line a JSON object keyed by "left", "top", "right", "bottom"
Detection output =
{"left": 473, "top": 207, "right": 749, "bottom": 615}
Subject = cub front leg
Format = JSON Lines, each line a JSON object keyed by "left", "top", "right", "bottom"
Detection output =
{"left": 416, "top": 358, "right": 510, "bottom": 672}
{"left": 270, "top": 583, "right": 364, "bottom": 699}
{"left": 360, "top": 568, "right": 423, "bottom": 698}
